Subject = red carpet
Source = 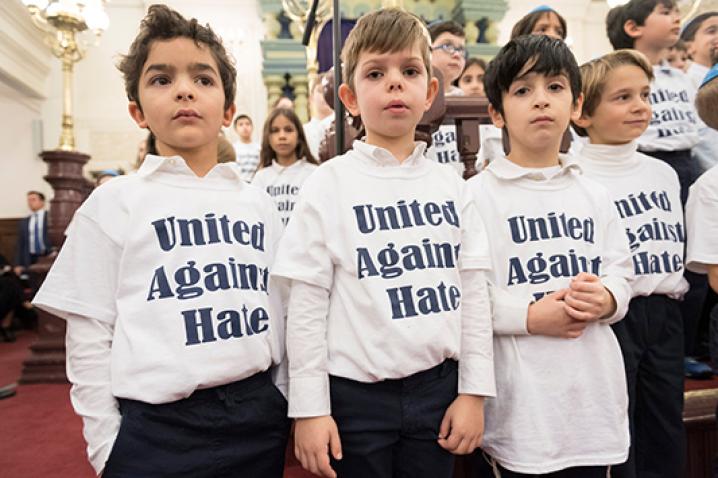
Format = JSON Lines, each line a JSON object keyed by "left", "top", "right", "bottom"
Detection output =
{"left": 0, "top": 332, "right": 316, "bottom": 478}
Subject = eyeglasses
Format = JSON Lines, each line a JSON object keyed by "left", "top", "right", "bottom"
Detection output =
{"left": 432, "top": 43, "right": 466, "bottom": 56}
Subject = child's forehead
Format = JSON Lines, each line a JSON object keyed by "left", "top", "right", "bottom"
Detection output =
{"left": 357, "top": 44, "right": 425, "bottom": 65}
{"left": 603, "top": 64, "right": 651, "bottom": 88}
{"left": 142, "top": 37, "right": 219, "bottom": 73}
{"left": 432, "top": 31, "right": 464, "bottom": 45}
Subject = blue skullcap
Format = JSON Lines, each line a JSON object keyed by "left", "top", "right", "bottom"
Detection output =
{"left": 98, "top": 169, "right": 120, "bottom": 177}
{"left": 530, "top": 5, "right": 555, "bottom": 14}
{"left": 701, "top": 64, "right": 718, "bottom": 89}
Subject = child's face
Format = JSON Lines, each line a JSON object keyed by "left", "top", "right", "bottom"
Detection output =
{"left": 129, "top": 37, "right": 234, "bottom": 157}
{"left": 268, "top": 114, "right": 299, "bottom": 160}
{"left": 665, "top": 47, "right": 689, "bottom": 71}
{"left": 688, "top": 16, "right": 718, "bottom": 66}
{"left": 458, "top": 63, "right": 486, "bottom": 97}
{"left": 637, "top": 3, "right": 681, "bottom": 50}
{"left": 531, "top": 12, "right": 564, "bottom": 40}
{"left": 490, "top": 67, "right": 580, "bottom": 157}
{"left": 577, "top": 65, "right": 651, "bottom": 145}
{"left": 431, "top": 32, "right": 466, "bottom": 86}
{"left": 339, "top": 44, "right": 438, "bottom": 151}
{"left": 235, "top": 118, "right": 253, "bottom": 140}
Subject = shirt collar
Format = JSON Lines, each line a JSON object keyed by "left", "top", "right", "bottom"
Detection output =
{"left": 486, "top": 154, "right": 581, "bottom": 181}
{"left": 580, "top": 141, "right": 641, "bottom": 172}
{"left": 352, "top": 140, "right": 427, "bottom": 167}
{"left": 137, "top": 154, "right": 246, "bottom": 186}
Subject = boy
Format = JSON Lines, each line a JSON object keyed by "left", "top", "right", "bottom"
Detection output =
{"left": 687, "top": 65, "right": 718, "bottom": 366}
{"left": 607, "top": 0, "right": 711, "bottom": 380}
{"left": 232, "top": 113, "right": 261, "bottom": 181}
{"left": 470, "top": 34, "right": 633, "bottom": 476}
{"left": 272, "top": 9, "right": 495, "bottom": 478}
{"left": 665, "top": 39, "right": 690, "bottom": 71}
{"left": 573, "top": 49, "right": 688, "bottom": 478}
{"left": 303, "top": 74, "right": 334, "bottom": 159}
{"left": 681, "top": 11, "right": 718, "bottom": 171}
{"left": 32, "top": 6, "right": 290, "bottom": 477}
{"left": 426, "top": 20, "right": 467, "bottom": 176}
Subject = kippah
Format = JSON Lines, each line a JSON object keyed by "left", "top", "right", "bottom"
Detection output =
{"left": 99, "top": 169, "right": 120, "bottom": 177}
{"left": 680, "top": 12, "right": 718, "bottom": 40}
{"left": 529, "top": 5, "right": 555, "bottom": 14}
{"left": 701, "top": 63, "right": 718, "bottom": 89}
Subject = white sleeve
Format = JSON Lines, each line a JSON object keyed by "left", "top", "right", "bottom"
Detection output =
{"left": 458, "top": 269, "right": 495, "bottom": 397}
{"left": 33, "top": 212, "right": 120, "bottom": 325}
{"left": 65, "top": 314, "right": 119, "bottom": 476}
{"left": 488, "top": 283, "right": 532, "bottom": 335}
{"left": 686, "top": 175, "right": 718, "bottom": 273}
{"left": 286, "top": 280, "right": 331, "bottom": 418}
{"left": 598, "top": 197, "right": 634, "bottom": 324}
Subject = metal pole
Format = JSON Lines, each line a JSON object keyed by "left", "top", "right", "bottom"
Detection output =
{"left": 332, "top": 0, "right": 345, "bottom": 155}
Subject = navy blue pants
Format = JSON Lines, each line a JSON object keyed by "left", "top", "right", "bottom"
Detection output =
{"left": 103, "top": 370, "right": 291, "bottom": 478}
{"left": 492, "top": 464, "right": 608, "bottom": 477}
{"left": 611, "top": 295, "right": 685, "bottom": 478}
{"left": 329, "top": 360, "right": 458, "bottom": 478}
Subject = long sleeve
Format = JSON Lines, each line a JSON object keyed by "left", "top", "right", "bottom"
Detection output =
{"left": 488, "top": 283, "right": 532, "bottom": 336}
{"left": 286, "top": 280, "right": 331, "bottom": 418}
{"left": 65, "top": 313, "right": 119, "bottom": 476}
{"left": 458, "top": 269, "right": 495, "bottom": 397}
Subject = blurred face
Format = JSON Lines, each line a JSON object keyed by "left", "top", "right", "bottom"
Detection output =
{"left": 275, "top": 97, "right": 294, "bottom": 109}
{"left": 531, "top": 12, "right": 565, "bottom": 40}
{"left": 235, "top": 118, "right": 253, "bottom": 141}
{"left": 490, "top": 67, "right": 581, "bottom": 160}
{"left": 128, "top": 38, "right": 234, "bottom": 158}
{"left": 688, "top": 16, "right": 718, "bottom": 67}
{"left": 431, "top": 32, "right": 466, "bottom": 88}
{"left": 635, "top": 4, "right": 681, "bottom": 50}
{"left": 311, "top": 83, "right": 333, "bottom": 118}
{"left": 269, "top": 114, "right": 298, "bottom": 163}
{"left": 339, "top": 44, "right": 438, "bottom": 153}
{"left": 458, "top": 63, "right": 486, "bottom": 96}
{"left": 577, "top": 65, "right": 652, "bottom": 145}
{"left": 27, "top": 193, "right": 44, "bottom": 212}
{"left": 665, "top": 47, "right": 689, "bottom": 71}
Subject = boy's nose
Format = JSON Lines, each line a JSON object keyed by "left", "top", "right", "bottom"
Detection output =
{"left": 175, "top": 79, "right": 196, "bottom": 101}
{"left": 386, "top": 70, "right": 404, "bottom": 91}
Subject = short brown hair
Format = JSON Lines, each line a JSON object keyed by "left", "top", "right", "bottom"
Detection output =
{"left": 117, "top": 4, "right": 236, "bottom": 111}
{"left": 696, "top": 80, "right": 718, "bottom": 129}
{"left": 428, "top": 20, "right": 465, "bottom": 42}
{"left": 341, "top": 8, "right": 432, "bottom": 90}
{"left": 572, "top": 50, "right": 653, "bottom": 137}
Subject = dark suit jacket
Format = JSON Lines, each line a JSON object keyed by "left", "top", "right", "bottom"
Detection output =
{"left": 16, "top": 212, "right": 49, "bottom": 268}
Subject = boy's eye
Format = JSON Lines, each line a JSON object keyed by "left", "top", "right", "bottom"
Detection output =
{"left": 514, "top": 86, "right": 529, "bottom": 96}
{"left": 548, "top": 82, "right": 564, "bottom": 91}
{"left": 404, "top": 67, "right": 419, "bottom": 77}
{"left": 150, "top": 76, "right": 170, "bottom": 86}
{"left": 367, "top": 70, "right": 382, "bottom": 79}
{"left": 196, "top": 76, "right": 214, "bottom": 86}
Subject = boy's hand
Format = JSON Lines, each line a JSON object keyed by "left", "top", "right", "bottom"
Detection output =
{"left": 294, "top": 416, "right": 342, "bottom": 478}
{"left": 438, "top": 394, "right": 485, "bottom": 455}
{"left": 564, "top": 273, "right": 616, "bottom": 322}
{"left": 527, "top": 289, "right": 588, "bottom": 339}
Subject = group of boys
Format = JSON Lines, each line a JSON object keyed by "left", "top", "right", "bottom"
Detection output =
{"left": 30, "top": 2, "right": 718, "bottom": 478}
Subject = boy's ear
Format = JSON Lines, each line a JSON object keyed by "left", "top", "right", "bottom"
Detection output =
{"left": 223, "top": 103, "right": 237, "bottom": 128}
{"left": 424, "top": 77, "right": 440, "bottom": 112}
{"left": 338, "top": 83, "right": 360, "bottom": 117}
{"left": 624, "top": 19, "right": 643, "bottom": 40}
{"left": 128, "top": 101, "right": 148, "bottom": 129}
{"left": 488, "top": 103, "right": 505, "bottom": 129}
{"left": 570, "top": 92, "right": 584, "bottom": 123}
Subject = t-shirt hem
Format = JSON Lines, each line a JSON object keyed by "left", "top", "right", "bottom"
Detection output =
{"left": 491, "top": 449, "right": 629, "bottom": 474}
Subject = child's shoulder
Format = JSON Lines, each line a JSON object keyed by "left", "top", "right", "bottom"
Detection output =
{"left": 634, "top": 150, "right": 682, "bottom": 183}
{"left": 692, "top": 165, "right": 718, "bottom": 199}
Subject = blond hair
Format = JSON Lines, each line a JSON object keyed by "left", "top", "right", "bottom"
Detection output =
{"left": 696, "top": 80, "right": 718, "bottom": 130}
{"left": 573, "top": 50, "right": 654, "bottom": 137}
{"left": 341, "top": 8, "right": 432, "bottom": 90}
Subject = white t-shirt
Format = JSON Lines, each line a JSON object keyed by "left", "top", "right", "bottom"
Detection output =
{"left": 233, "top": 141, "right": 261, "bottom": 181}
{"left": 303, "top": 115, "right": 333, "bottom": 160}
{"left": 686, "top": 164, "right": 718, "bottom": 273}
{"left": 252, "top": 159, "right": 318, "bottom": 227}
{"left": 468, "top": 156, "right": 632, "bottom": 473}
{"left": 580, "top": 142, "right": 688, "bottom": 299}
{"left": 638, "top": 64, "right": 700, "bottom": 152}
{"left": 33, "top": 155, "right": 286, "bottom": 404}
{"left": 686, "top": 62, "right": 718, "bottom": 171}
{"left": 272, "top": 140, "right": 495, "bottom": 416}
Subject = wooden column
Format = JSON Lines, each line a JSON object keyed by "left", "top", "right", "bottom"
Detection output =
{"left": 20, "top": 149, "right": 89, "bottom": 384}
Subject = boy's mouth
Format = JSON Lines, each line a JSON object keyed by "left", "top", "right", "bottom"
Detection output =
{"left": 530, "top": 115, "right": 553, "bottom": 124}
{"left": 385, "top": 100, "right": 409, "bottom": 112}
{"left": 173, "top": 109, "right": 201, "bottom": 120}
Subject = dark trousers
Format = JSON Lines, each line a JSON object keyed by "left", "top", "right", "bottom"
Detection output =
{"left": 329, "top": 360, "right": 458, "bottom": 478}
{"left": 492, "top": 463, "right": 608, "bottom": 477}
{"left": 103, "top": 370, "right": 291, "bottom": 478}
{"left": 611, "top": 296, "right": 685, "bottom": 478}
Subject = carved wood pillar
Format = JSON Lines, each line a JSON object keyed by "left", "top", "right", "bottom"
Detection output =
{"left": 20, "top": 149, "right": 89, "bottom": 384}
